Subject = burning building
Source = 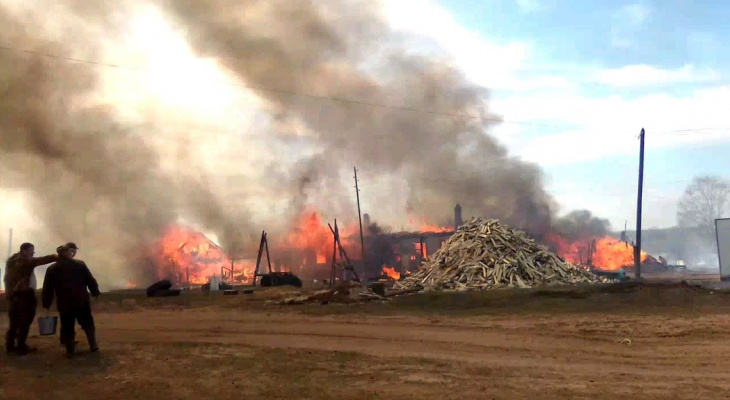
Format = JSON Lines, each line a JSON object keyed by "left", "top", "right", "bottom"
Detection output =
{"left": 365, "top": 231, "right": 453, "bottom": 280}
{"left": 149, "top": 210, "right": 363, "bottom": 287}
{"left": 147, "top": 200, "right": 675, "bottom": 289}
{"left": 359, "top": 204, "right": 462, "bottom": 280}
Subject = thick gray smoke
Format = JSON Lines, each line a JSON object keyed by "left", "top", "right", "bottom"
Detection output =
{"left": 0, "top": 0, "right": 609, "bottom": 287}
{"left": 158, "top": 0, "right": 556, "bottom": 232}
{"left": 551, "top": 210, "right": 610, "bottom": 242}
{"left": 0, "top": 3, "right": 256, "bottom": 286}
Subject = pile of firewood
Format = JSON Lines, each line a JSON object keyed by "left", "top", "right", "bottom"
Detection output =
{"left": 394, "top": 217, "right": 607, "bottom": 292}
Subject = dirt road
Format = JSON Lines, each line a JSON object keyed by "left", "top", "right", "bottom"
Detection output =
{"left": 3, "top": 302, "right": 730, "bottom": 400}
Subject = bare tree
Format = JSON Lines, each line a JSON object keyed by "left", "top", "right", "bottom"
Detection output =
{"left": 676, "top": 175, "right": 730, "bottom": 252}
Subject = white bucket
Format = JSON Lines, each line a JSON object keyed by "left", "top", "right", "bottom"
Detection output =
{"left": 38, "top": 316, "right": 58, "bottom": 336}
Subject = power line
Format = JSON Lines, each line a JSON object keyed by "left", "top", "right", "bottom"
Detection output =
{"left": 0, "top": 44, "right": 500, "bottom": 122}
{"left": 650, "top": 128, "right": 730, "bottom": 136}
{"left": 3, "top": 44, "right": 730, "bottom": 137}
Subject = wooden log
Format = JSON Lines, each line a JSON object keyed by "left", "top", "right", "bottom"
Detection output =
{"left": 393, "top": 217, "right": 607, "bottom": 293}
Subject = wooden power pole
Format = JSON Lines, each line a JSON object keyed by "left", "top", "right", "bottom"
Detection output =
{"left": 354, "top": 167, "right": 366, "bottom": 280}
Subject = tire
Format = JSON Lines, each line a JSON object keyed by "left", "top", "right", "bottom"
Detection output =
{"left": 259, "top": 273, "right": 302, "bottom": 287}
{"left": 146, "top": 280, "right": 173, "bottom": 297}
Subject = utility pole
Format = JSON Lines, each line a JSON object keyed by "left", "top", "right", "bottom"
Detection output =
{"left": 634, "top": 128, "right": 645, "bottom": 279}
{"left": 354, "top": 167, "right": 366, "bottom": 281}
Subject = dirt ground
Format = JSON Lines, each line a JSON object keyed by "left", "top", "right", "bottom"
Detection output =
{"left": 3, "top": 278, "right": 730, "bottom": 399}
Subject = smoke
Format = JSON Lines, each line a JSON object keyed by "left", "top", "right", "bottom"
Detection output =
{"left": 678, "top": 229, "right": 719, "bottom": 270}
{"left": 0, "top": 0, "right": 610, "bottom": 287}
{"left": 157, "top": 0, "right": 556, "bottom": 233}
{"left": 0, "top": 3, "right": 257, "bottom": 286}
{"left": 551, "top": 210, "right": 611, "bottom": 242}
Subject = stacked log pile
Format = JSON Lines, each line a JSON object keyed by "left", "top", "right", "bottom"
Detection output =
{"left": 394, "top": 217, "right": 608, "bottom": 292}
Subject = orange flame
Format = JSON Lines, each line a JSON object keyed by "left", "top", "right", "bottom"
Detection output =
{"left": 382, "top": 265, "right": 401, "bottom": 280}
{"left": 407, "top": 216, "right": 454, "bottom": 233}
{"left": 592, "top": 237, "right": 648, "bottom": 271}
{"left": 135, "top": 208, "right": 361, "bottom": 289}
{"left": 283, "top": 210, "right": 358, "bottom": 263}
{"left": 546, "top": 234, "right": 648, "bottom": 271}
{"left": 153, "top": 225, "right": 253, "bottom": 285}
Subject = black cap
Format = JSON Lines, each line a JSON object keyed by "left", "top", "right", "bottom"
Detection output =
{"left": 65, "top": 242, "right": 79, "bottom": 250}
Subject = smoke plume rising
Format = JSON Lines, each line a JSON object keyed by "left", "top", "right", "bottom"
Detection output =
{"left": 0, "top": 0, "right": 607, "bottom": 287}
{"left": 0, "top": 2, "right": 257, "bottom": 285}
{"left": 158, "top": 0, "right": 556, "bottom": 231}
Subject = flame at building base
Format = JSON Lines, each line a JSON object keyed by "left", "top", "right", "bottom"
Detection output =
{"left": 546, "top": 234, "right": 648, "bottom": 271}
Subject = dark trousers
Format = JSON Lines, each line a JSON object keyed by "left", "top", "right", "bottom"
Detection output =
{"left": 59, "top": 303, "right": 95, "bottom": 345}
{"left": 5, "top": 290, "right": 37, "bottom": 349}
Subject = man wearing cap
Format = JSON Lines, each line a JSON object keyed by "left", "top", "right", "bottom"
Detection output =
{"left": 4, "top": 242, "right": 58, "bottom": 355}
{"left": 53, "top": 245, "right": 78, "bottom": 349}
{"left": 42, "top": 243, "right": 100, "bottom": 357}
{"left": 64, "top": 242, "right": 79, "bottom": 258}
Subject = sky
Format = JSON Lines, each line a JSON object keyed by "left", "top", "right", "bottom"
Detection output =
{"left": 383, "top": 0, "right": 730, "bottom": 230}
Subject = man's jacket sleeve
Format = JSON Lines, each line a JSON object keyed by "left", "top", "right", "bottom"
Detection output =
{"left": 30, "top": 255, "right": 57, "bottom": 268}
{"left": 85, "top": 263, "right": 101, "bottom": 297}
{"left": 41, "top": 267, "right": 55, "bottom": 309}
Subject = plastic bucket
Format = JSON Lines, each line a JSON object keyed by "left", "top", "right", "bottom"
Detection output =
{"left": 37, "top": 316, "right": 58, "bottom": 336}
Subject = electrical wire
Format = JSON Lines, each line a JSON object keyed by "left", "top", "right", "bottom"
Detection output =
{"left": 2, "top": 44, "right": 730, "bottom": 137}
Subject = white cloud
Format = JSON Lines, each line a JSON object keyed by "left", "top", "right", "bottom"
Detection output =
{"left": 494, "top": 85, "right": 730, "bottom": 166}
{"left": 595, "top": 64, "right": 721, "bottom": 87}
{"left": 381, "top": 0, "right": 568, "bottom": 91}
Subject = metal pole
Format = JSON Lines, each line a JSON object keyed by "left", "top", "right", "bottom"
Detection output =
{"left": 634, "top": 128, "right": 645, "bottom": 279}
{"left": 354, "top": 167, "right": 366, "bottom": 280}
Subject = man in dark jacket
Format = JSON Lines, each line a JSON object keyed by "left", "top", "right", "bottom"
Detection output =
{"left": 4, "top": 242, "right": 58, "bottom": 355}
{"left": 42, "top": 244, "right": 100, "bottom": 357}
